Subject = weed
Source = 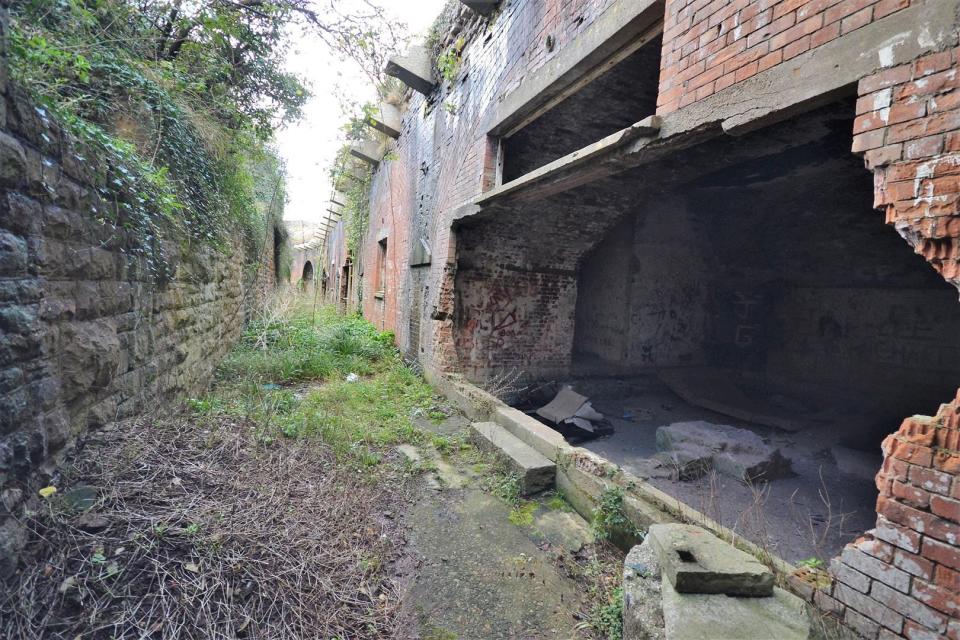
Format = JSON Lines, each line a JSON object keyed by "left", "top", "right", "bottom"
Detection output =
{"left": 437, "top": 37, "right": 465, "bottom": 82}
{"left": 591, "top": 487, "right": 641, "bottom": 542}
{"left": 797, "top": 557, "right": 825, "bottom": 570}
{"left": 587, "top": 586, "right": 624, "bottom": 640}
{"left": 431, "top": 435, "right": 452, "bottom": 454}
{"left": 484, "top": 473, "right": 521, "bottom": 507}
{"left": 509, "top": 501, "right": 537, "bottom": 527}
{"left": 544, "top": 491, "right": 572, "bottom": 512}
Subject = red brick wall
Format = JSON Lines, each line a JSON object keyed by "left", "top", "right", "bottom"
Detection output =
{"left": 658, "top": 0, "right": 913, "bottom": 113}
{"left": 857, "top": 48, "right": 960, "bottom": 292}
{"left": 807, "top": 391, "right": 960, "bottom": 640}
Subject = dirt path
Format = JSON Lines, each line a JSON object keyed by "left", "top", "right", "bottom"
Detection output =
{"left": 393, "top": 427, "right": 620, "bottom": 640}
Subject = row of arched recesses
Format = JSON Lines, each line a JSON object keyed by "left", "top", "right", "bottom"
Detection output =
{"left": 454, "top": 96, "right": 960, "bottom": 563}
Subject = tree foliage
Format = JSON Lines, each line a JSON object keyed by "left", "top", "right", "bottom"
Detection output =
{"left": 9, "top": 0, "right": 405, "bottom": 280}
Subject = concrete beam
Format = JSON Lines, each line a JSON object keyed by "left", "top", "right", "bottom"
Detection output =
{"left": 471, "top": 0, "right": 959, "bottom": 207}
{"left": 486, "top": 0, "right": 662, "bottom": 137}
{"left": 476, "top": 115, "right": 662, "bottom": 205}
{"left": 349, "top": 140, "right": 383, "bottom": 166}
{"left": 368, "top": 103, "right": 403, "bottom": 139}
{"left": 460, "top": 0, "right": 497, "bottom": 16}
{"left": 385, "top": 45, "right": 436, "bottom": 95}
{"left": 329, "top": 190, "right": 347, "bottom": 206}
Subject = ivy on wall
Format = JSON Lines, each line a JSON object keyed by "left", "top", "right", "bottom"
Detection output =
{"left": 9, "top": 0, "right": 299, "bottom": 281}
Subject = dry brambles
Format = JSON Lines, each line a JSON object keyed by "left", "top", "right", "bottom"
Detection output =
{"left": 1, "top": 414, "right": 409, "bottom": 639}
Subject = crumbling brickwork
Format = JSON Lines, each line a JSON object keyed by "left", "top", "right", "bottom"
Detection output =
{"left": 804, "top": 391, "right": 960, "bottom": 639}
{"left": 857, "top": 48, "right": 960, "bottom": 292}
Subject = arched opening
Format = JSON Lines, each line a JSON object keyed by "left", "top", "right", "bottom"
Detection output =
{"left": 302, "top": 260, "right": 314, "bottom": 286}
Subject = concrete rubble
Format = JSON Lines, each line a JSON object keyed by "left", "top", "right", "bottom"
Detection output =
{"left": 655, "top": 421, "right": 792, "bottom": 483}
{"left": 624, "top": 524, "right": 812, "bottom": 640}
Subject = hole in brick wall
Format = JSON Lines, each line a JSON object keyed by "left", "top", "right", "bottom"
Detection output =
{"left": 562, "top": 97, "right": 960, "bottom": 562}
{"left": 500, "top": 30, "right": 662, "bottom": 183}
{"left": 302, "top": 260, "right": 314, "bottom": 283}
{"left": 455, "top": 97, "right": 960, "bottom": 564}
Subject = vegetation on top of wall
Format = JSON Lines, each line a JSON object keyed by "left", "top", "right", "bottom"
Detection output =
{"left": 9, "top": 0, "right": 303, "bottom": 280}
{"left": 10, "top": 0, "right": 407, "bottom": 282}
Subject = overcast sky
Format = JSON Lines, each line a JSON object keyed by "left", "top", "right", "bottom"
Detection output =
{"left": 276, "top": 0, "right": 447, "bottom": 224}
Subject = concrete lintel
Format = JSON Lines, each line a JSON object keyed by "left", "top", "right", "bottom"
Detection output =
{"left": 486, "top": 0, "right": 662, "bottom": 137}
{"left": 349, "top": 140, "right": 384, "bottom": 166}
{"left": 473, "top": 0, "right": 959, "bottom": 207}
{"left": 369, "top": 103, "right": 403, "bottom": 139}
{"left": 690, "top": 0, "right": 960, "bottom": 136}
{"left": 330, "top": 190, "right": 347, "bottom": 206}
{"left": 476, "top": 115, "right": 664, "bottom": 206}
{"left": 460, "top": 0, "right": 498, "bottom": 16}
{"left": 385, "top": 45, "right": 436, "bottom": 95}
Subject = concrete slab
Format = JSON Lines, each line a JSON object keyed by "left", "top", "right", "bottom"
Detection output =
{"left": 349, "top": 140, "right": 383, "bottom": 166}
{"left": 385, "top": 45, "right": 435, "bottom": 95}
{"left": 647, "top": 524, "right": 774, "bottom": 597}
{"left": 471, "top": 422, "right": 555, "bottom": 495}
{"left": 623, "top": 540, "right": 666, "bottom": 640}
{"left": 661, "top": 577, "right": 809, "bottom": 640}
{"left": 656, "top": 421, "right": 792, "bottom": 483}
{"left": 369, "top": 103, "right": 402, "bottom": 139}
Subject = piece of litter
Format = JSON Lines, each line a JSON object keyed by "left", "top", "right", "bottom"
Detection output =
{"left": 38, "top": 486, "right": 57, "bottom": 498}
{"left": 346, "top": 373, "right": 359, "bottom": 383}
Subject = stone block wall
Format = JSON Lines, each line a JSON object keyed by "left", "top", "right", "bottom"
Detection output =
{"left": 0, "top": 81, "right": 268, "bottom": 574}
{"left": 658, "top": 0, "right": 913, "bottom": 113}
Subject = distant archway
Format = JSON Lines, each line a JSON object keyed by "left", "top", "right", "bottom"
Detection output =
{"left": 302, "top": 260, "right": 314, "bottom": 285}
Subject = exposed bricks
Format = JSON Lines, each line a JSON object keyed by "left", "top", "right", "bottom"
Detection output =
{"left": 658, "top": 0, "right": 913, "bottom": 113}
{"left": 828, "top": 393, "right": 960, "bottom": 639}
{"left": 856, "top": 49, "right": 960, "bottom": 292}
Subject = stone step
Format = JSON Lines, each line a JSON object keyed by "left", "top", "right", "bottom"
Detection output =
{"left": 470, "top": 422, "right": 555, "bottom": 495}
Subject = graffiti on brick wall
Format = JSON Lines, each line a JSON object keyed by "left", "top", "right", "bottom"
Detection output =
{"left": 629, "top": 285, "right": 702, "bottom": 365}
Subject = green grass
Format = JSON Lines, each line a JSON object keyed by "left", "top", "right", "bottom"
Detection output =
{"left": 191, "top": 300, "right": 436, "bottom": 467}
{"left": 217, "top": 305, "right": 394, "bottom": 384}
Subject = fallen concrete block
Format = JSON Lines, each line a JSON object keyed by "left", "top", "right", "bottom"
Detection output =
{"left": 655, "top": 421, "right": 792, "bottom": 482}
{"left": 661, "top": 573, "right": 810, "bottom": 640}
{"left": 471, "top": 421, "right": 555, "bottom": 495}
{"left": 369, "top": 103, "right": 402, "bottom": 139}
{"left": 385, "top": 45, "right": 435, "bottom": 95}
{"left": 647, "top": 524, "right": 774, "bottom": 597}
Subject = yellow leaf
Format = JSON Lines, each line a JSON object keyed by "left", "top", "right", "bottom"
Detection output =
{"left": 38, "top": 486, "right": 57, "bottom": 498}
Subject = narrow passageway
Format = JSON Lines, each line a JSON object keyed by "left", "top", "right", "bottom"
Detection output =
{"left": 2, "top": 298, "right": 623, "bottom": 639}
